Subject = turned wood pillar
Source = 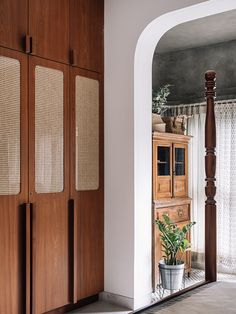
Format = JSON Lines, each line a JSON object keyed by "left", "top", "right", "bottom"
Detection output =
{"left": 205, "top": 70, "right": 217, "bottom": 282}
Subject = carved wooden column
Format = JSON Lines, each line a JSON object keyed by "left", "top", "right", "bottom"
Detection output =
{"left": 205, "top": 70, "right": 217, "bottom": 282}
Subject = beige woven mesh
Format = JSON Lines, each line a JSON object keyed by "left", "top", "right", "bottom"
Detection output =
{"left": 0, "top": 56, "right": 20, "bottom": 195}
{"left": 75, "top": 76, "right": 99, "bottom": 191}
{"left": 35, "top": 66, "right": 64, "bottom": 193}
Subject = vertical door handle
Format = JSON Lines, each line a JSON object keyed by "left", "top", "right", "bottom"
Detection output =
{"left": 25, "top": 35, "right": 33, "bottom": 54}
{"left": 69, "top": 49, "right": 77, "bottom": 66}
{"left": 69, "top": 199, "right": 78, "bottom": 303}
{"left": 25, "top": 203, "right": 33, "bottom": 314}
{"left": 29, "top": 37, "right": 33, "bottom": 54}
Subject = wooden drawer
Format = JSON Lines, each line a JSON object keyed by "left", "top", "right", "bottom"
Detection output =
{"left": 153, "top": 202, "right": 191, "bottom": 289}
{"left": 156, "top": 204, "right": 189, "bottom": 223}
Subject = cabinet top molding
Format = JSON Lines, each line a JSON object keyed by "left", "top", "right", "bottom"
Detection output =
{"left": 152, "top": 131, "right": 192, "bottom": 142}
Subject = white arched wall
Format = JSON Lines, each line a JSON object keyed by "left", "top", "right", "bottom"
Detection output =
{"left": 104, "top": 0, "right": 236, "bottom": 310}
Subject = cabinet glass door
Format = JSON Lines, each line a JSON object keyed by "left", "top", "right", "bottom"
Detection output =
{"left": 173, "top": 144, "right": 187, "bottom": 197}
{"left": 153, "top": 142, "right": 172, "bottom": 199}
{"left": 157, "top": 146, "right": 170, "bottom": 176}
{"left": 175, "top": 147, "right": 185, "bottom": 176}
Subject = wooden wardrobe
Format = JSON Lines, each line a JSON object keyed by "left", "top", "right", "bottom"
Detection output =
{"left": 0, "top": 1, "right": 104, "bottom": 314}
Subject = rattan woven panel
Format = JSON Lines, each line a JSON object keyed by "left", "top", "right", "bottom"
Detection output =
{"left": 75, "top": 76, "right": 99, "bottom": 191}
{"left": 35, "top": 66, "right": 64, "bottom": 193}
{"left": 0, "top": 56, "right": 20, "bottom": 195}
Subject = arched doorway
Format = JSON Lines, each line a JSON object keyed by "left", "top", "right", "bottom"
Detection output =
{"left": 133, "top": 0, "right": 236, "bottom": 309}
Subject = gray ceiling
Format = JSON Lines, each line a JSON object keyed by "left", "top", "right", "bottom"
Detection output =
{"left": 155, "top": 9, "right": 236, "bottom": 54}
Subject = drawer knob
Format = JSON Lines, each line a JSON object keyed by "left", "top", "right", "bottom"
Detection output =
{"left": 178, "top": 208, "right": 183, "bottom": 216}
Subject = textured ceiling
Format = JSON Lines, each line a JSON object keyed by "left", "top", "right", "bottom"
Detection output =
{"left": 155, "top": 9, "right": 236, "bottom": 54}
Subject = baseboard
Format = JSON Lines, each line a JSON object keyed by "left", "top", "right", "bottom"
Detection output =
{"left": 43, "top": 294, "right": 99, "bottom": 313}
{"left": 99, "top": 291, "right": 134, "bottom": 310}
{"left": 133, "top": 292, "right": 153, "bottom": 311}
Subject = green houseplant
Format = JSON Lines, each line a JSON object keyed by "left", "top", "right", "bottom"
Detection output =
{"left": 156, "top": 214, "right": 196, "bottom": 290}
{"left": 152, "top": 84, "right": 171, "bottom": 132}
{"left": 152, "top": 84, "right": 171, "bottom": 115}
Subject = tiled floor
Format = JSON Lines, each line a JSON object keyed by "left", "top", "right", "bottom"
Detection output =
{"left": 69, "top": 271, "right": 236, "bottom": 314}
{"left": 152, "top": 268, "right": 205, "bottom": 302}
{"left": 152, "top": 268, "right": 236, "bottom": 301}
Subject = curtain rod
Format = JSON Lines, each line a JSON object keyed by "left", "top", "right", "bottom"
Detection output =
{"left": 166, "top": 98, "right": 236, "bottom": 109}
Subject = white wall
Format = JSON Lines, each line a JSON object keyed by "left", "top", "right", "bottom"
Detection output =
{"left": 104, "top": 0, "right": 236, "bottom": 310}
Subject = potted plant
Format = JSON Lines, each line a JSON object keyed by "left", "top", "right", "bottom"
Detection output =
{"left": 152, "top": 84, "right": 171, "bottom": 132}
{"left": 156, "top": 214, "right": 196, "bottom": 290}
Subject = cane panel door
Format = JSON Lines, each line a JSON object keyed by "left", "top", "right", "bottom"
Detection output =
{"left": 29, "top": 56, "right": 70, "bottom": 314}
{"left": 70, "top": 66, "right": 104, "bottom": 301}
{"left": 0, "top": 47, "right": 28, "bottom": 314}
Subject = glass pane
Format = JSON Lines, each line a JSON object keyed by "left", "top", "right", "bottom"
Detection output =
{"left": 0, "top": 56, "right": 20, "bottom": 195}
{"left": 157, "top": 146, "right": 170, "bottom": 176}
{"left": 75, "top": 75, "right": 99, "bottom": 191}
{"left": 175, "top": 147, "right": 185, "bottom": 176}
{"left": 35, "top": 66, "right": 64, "bottom": 193}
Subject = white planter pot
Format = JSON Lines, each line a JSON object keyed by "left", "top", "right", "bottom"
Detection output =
{"left": 159, "top": 260, "right": 184, "bottom": 290}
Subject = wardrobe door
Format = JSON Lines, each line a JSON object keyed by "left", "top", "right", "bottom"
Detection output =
{"left": 0, "top": 47, "right": 28, "bottom": 314}
{"left": 69, "top": 0, "right": 104, "bottom": 72}
{"left": 0, "top": 0, "right": 28, "bottom": 51}
{"left": 29, "top": 57, "right": 70, "bottom": 314}
{"left": 70, "top": 67, "right": 104, "bottom": 301}
{"left": 29, "top": 0, "right": 69, "bottom": 64}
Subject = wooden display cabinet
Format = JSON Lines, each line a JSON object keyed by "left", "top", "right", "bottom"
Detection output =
{"left": 153, "top": 132, "right": 191, "bottom": 200}
{"left": 152, "top": 132, "right": 192, "bottom": 290}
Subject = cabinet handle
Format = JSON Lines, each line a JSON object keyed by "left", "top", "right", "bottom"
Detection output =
{"left": 25, "top": 35, "right": 33, "bottom": 54}
{"left": 69, "top": 49, "right": 77, "bottom": 66}
{"left": 25, "top": 203, "right": 33, "bottom": 314}
{"left": 25, "top": 35, "right": 31, "bottom": 53}
{"left": 177, "top": 208, "right": 183, "bottom": 217}
{"left": 69, "top": 199, "right": 78, "bottom": 303}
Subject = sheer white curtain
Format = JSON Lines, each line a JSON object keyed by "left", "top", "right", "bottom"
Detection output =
{"left": 215, "top": 102, "right": 236, "bottom": 274}
{"left": 187, "top": 106, "right": 206, "bottom": 269}
{"left": 187, "top": 101, "right": 236, "bottom": 274}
